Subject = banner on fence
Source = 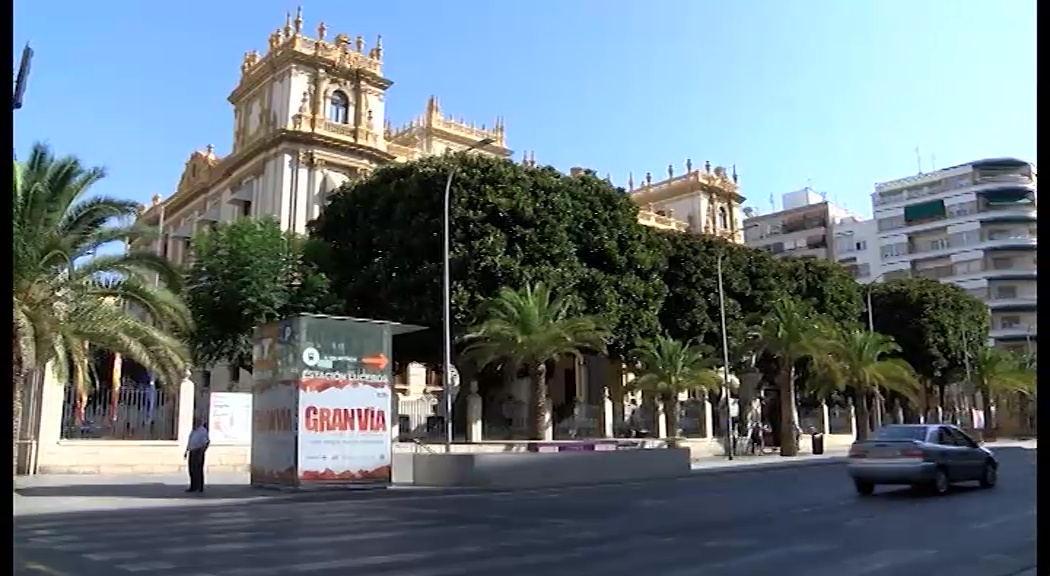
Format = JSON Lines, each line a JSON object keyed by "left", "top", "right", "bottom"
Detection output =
{"left": 209, "top": 392, "right": 253, "bottom": 444}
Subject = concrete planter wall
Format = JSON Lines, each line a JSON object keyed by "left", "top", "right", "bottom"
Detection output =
{"left": 393, "top": 448, "right": 691, "bottom": 489}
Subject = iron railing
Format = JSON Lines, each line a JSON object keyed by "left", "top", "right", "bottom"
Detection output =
{"left": 60, "top": 384, "right": 177, "bottom": 440}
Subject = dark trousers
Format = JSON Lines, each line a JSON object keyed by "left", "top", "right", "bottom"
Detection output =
{"left": 188, "top": 448, "right": 206, "bottom": 491}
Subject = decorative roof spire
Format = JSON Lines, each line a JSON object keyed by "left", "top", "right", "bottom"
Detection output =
{"left": 293, "top": 6, "right": 303, "bottom": 34}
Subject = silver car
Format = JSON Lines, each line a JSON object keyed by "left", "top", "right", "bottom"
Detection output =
{"left": 847, "top": 424, "right": 998, "bottom": 496}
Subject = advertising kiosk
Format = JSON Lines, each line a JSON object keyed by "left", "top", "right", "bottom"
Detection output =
{"left": 249, "top": 314, "right": 421, "bottom": 489}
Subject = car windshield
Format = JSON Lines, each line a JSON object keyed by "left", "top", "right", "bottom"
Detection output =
{"left": 872, "top": 426, "right": 927, "bottom": 441}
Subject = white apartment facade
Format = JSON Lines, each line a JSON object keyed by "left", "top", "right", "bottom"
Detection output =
{"left": 833, "top": 217, "right": 880, "bottom": 284}
{"left": 743, "top": 188, "right": 864, "bottom": 260}
{"left": 872, "top": 158, "right": 1037, "bottom": 353}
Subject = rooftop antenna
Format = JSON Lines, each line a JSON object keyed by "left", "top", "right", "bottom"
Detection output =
{"left": 930, "top": 153, "right": 937, "bottom": 171}
{"left": 915, "top": 146, "right": 923, "bottom": 174}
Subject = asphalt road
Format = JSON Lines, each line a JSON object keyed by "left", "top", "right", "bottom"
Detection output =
{"left": 15, "top": 446, "right": 1036, "bottom": 576}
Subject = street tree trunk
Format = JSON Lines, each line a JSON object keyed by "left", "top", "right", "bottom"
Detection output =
{"left": 663, "top": 394, "right": 679, "bottom": 438}
{"left": 779, "top": 361, "right": 799, "bottom": 457}
{"left": 854, "top": 389, "right": 871, "bottom": 441}
{"left": 529, "top": 363, "right": 551, "bottom": 441}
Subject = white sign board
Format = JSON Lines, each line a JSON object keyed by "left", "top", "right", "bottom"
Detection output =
{"left": 297, "top": 377, "right": 392, "bottom": 483}
{"left": 208, "top": 392, "right": 252, "bottom": 444}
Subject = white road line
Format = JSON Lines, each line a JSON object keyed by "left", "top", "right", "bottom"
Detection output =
{"left": 159, "top": 528, "right": 438, "bottom": 555}
{"left": 838, "top": 549, "right": 939, "bottom": 576}
{"left": 84, "top": 552, "right": 142, "bottom": 562}
{"left": 690, "top": 543, "right": 840, "bottom": 573}
{"left": 116, "top": 561, "right": 178, "bottom": 572}
{"left": 970, "top": 509, "right": 1035, "bottom": 530}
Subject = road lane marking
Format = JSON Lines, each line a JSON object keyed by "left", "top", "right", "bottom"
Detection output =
{"left": 20, "top": 562, "right": 69, "bottom": 576}
{"left": 116, "top": 561, "right": 178, "bottom": 572}
{"left": 970, "top": 509, "right": 1035, "bottom": 530}
{"left": 839, "top": 549, "right": 938, "bottom": 575}
{"left": 667, "top": 543, "right": 839, "bottom": 573}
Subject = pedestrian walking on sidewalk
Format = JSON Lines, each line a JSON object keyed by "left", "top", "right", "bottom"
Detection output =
{"left": 184, "top": 418, "right": 210, "bottom": 493}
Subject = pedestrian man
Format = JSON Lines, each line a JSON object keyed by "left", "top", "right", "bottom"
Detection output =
{"left": 184, "top": 418, "right": 210, "bottom": 493}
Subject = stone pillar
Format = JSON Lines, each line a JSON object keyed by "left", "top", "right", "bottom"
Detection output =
{"left": 820, "top": 401, "right": 831, "bottom": 435}
{"left": 177, "top": 376, "right": 196, "bottom": 443}
{"left": 702, "top": 398, "right": 714, "bottom": 439}
{"left": 465, "top": 382, "right": 483, "bottom": 443}
{"left": 34, "top": 362, "right": 64, "bottom": 452}
{"left": 656, "top": 401, "right": 668, "bottom": 439}
{"left": 601, "top": 389, "right": 614, "bottom": 438}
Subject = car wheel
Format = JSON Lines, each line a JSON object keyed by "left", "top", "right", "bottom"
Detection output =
{"left": 854, "top": 480, "right": 875, "bottom": 496}
{"left": 979, "top": 461, "right": 997, "bottom": 488}
{"left": 931, "top": 467, "right": 950, "bottom": 495}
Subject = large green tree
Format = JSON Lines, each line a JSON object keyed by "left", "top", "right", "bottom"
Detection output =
{"left": 184, "top": 217, "right": 340, "bottom": 372}
{"left": 655, "top": 232, "right": 785, "bottom": 368}
{"left": 779, "top": 257, "right": 864, "bottom": 329}
{"left": 309, "top": 155, "right": 666, "bottom": 365}
{"left": 14, "top": 143, "right": 192, "bottom": 471}
{"left": 869, "top": 278, "right": 990, "bottom": 411}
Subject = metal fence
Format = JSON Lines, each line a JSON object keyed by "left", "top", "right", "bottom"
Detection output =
{"left": 60, "top": 384, "right": 178, "bottom": 440}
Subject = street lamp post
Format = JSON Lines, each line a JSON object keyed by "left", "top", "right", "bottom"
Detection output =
{"left": 443, "top": 137, "right": 495, "bottom": 453}
{"left": 13, "top": 43, "right": 33, "bottom": 159}
{"left": 865, "top": 276, "right": 885, "bottom": 428}
{"left": 716, "top": 254, "right": 734, "bottom": 460}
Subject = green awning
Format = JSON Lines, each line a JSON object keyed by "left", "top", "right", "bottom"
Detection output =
{"left": 981, "top": 189, "right": 1034, "bottom": 205}
{"left": 903, "top": 199, "right": 946, "bottom": 223}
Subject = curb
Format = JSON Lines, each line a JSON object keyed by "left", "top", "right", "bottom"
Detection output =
{"left": 689, "top": 456, "right": 848, "bottom": 477}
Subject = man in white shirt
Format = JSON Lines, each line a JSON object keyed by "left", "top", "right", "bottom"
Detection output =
{"left": 184, "top": 418, "right": 210, "bottom": 493}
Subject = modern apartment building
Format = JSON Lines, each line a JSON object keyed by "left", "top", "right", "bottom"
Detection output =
{"left": 743, "top": 188, "right": 864, "bottom": 260}
{"left": 872, "top": 158, "right": 1037, "bottom": 353}
{"left": 833, "top": 217, "right": 880, "bottom": 284}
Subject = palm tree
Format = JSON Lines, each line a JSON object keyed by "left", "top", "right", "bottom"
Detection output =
{"left": 13, "top": 143, "right": 193, "bottom": 472}
{"left": 753, "top": 298, "right": 827, "bottom": 457}
{"left": 971, "top": 347, "right": 1036, "bottom": 398}
{"left": 811, "top": 330, "right": 921, "bottom": 441}
{"left": 629, "top": 336, "right": 722, "bottom": 438}
{"left": 461, "top": 282, "right": 609, "bottom": 441}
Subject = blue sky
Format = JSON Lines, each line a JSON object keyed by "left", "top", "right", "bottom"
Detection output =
{"left": 14, "top": 0, "right": 1035, "bottom": 218}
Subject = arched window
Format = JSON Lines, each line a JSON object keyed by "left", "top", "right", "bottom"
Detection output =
{"left": 718, "top": 207, "right": 729, "bottom": 230}
{"left": 327, "top": 91, "right": 350, "bottom": 124}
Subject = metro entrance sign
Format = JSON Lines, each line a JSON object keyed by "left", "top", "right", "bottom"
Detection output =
{"left": 249, "top": 314, "right": 423, "bottom": 489}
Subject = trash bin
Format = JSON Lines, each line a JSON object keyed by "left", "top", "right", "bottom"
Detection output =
{"left": 811, "top": 432, "right": 825, "bottom": 455}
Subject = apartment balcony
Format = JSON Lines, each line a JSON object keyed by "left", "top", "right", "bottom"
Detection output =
{"left": 900, "top": 230, "right": 1036, "bottom": 259}
{"left": 990, "top": 326, "right": 1038, "bottom": 341}
{"left": 637, "top": 209, "right": 689, "bottom": 232}
{"left": 968, "top": 287, "right": 1039, "bottom": 309}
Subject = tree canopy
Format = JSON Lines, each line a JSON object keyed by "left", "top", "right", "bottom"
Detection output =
{"left": 184, "top": 217, "right": 340, "bottom": 371}
{"left": 869, "top": 278, "right": 990, "bottom": 385}
{"left": 310, "top": 154, "right": 666, "bottom": 363}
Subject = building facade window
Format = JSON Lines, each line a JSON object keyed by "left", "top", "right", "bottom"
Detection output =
{"left": 327, "top": 91, "right": 350, "bottom": 124}
{"left": 718, "top": 207, "right": 729, "bottom": 229}
{"left": 880, "top": 242, "right": 907, "bottom": 259}
{"left": 999, "top": 315, "right": 1022, "bottom": 329}
{"left": 877, "top": 215, "right": 906, "bottom": 232}
{"left": 953, "top": 259, "right": 983, "bottom": 275}
{"left": 994, "top": 285, "right": 1018, "bottom": 299}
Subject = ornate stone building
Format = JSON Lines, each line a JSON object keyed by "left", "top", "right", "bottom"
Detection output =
{"left": 625, "top": 160, "right": 746, "bottom": 242}
{"left": 136, "top": 7, "right": 510, "bottom": 267}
